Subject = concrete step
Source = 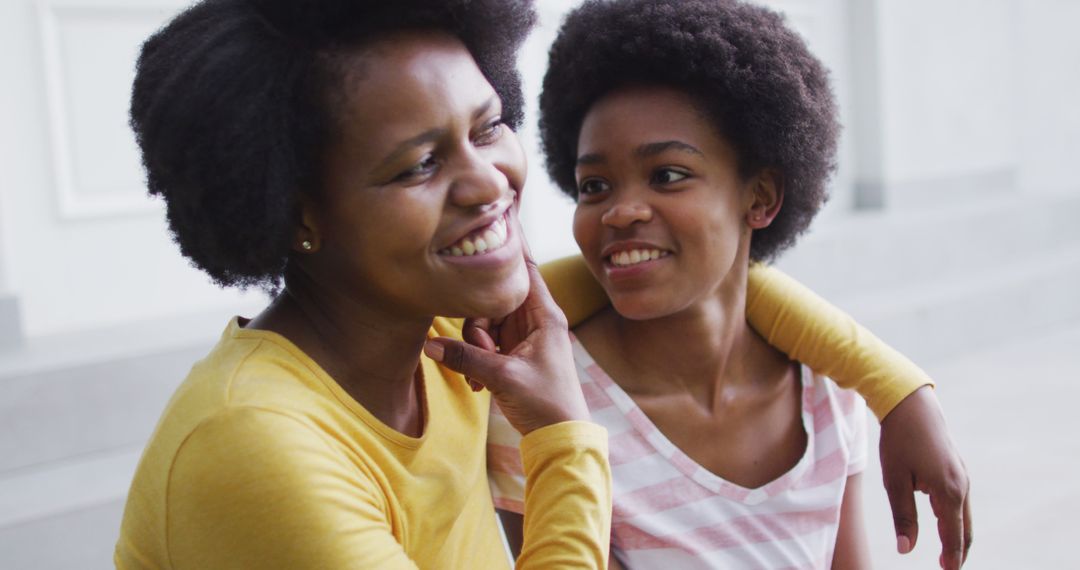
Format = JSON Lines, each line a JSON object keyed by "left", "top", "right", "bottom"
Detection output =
{"left": 0, "top": 311, "right": 258, "bottom": 570}
{"left": 777, "top": 192, "right": 1080, "bottom": 300}
{"left": 0, "top": 446, "right": 140, "bottom": 531}
{"left": 0, "top": 497, "right": 123, "bottom": 570}
{"left": 0, "top": 447, "right": 135, "bottom": 570}
{"left": 835, "top": 242, "right": 1080, "bottom": 363}
{"left": 0, "top": 311, "right": 241, "bottom": 475}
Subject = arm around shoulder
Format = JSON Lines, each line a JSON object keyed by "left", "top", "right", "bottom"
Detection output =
{"left": 745, "top": 263, "right": 933, "bottom": 420}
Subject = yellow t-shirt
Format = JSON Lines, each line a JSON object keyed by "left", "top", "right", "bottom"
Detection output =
{"left": 115, "top": 317, "right": 611, "bottom": 569}
{"left": 540, "top": 257, "right": 932, "bottom": 419}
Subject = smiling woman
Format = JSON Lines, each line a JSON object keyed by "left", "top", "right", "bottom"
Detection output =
{"left": 488, "top": 1, "right": 972, "bottom": 569}
{"left": 114, "top": 1, "right": 610, "bottom": 568}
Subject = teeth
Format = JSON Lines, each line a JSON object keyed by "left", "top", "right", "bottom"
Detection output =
{"left": 609, "top": 248, "right": 666, "bottom": 267}
{"left": 440, "top": 216, "right": 509, "bottom": 257}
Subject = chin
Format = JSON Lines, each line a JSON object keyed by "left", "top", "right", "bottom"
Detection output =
{"left": 609, "top": 293, "right": 675, "bottom": 321}
{"left": 457, "top": 268, "right": 530, "bottom": 319}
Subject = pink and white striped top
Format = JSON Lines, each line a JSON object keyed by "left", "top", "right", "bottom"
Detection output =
{"left": 488, "top": 335, "right": 867, "bottom": 569}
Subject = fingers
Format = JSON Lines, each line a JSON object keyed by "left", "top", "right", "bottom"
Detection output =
{"left": 460, "top": 319, "right": 497, "bottom": 391}
{"left": 883, "top": 471, "right": 918, "bottom": 555}
{"left": 424, "top": 338, "right": 511, "bottom": 392}
{"left": 962, "top": 489, "right": 973, "bottom": 564}
{"left": 930, "top": 477, "right": 968, "bottom": 570}
{"left": 462, "top": 318, "right": 497, "bottom": 352}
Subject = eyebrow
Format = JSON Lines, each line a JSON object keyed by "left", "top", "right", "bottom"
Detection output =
{"left": 576, "top": 140, "right": 705, "bottom": 166}
{"left": 374, "top": 95, "right": 501, "bottom": 171}
{"left": 636, "top": 140, "right": 704, "bottom": 158}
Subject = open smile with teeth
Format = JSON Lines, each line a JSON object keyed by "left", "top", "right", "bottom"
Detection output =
{"left": 440, "top": 215, "right": 509, "bottom": 257}
{"left": 608, "top": 248, "right": 670, "bottom": 267}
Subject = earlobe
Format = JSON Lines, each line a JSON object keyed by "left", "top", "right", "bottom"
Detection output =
{"left": 746, "top": 169, "right": 783, "bottom": 230}
{"left": 293, "top": 197, "right": 321, "bottom": 254}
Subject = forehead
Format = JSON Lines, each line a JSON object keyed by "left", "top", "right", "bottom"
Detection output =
{"left": 578, "top": 86, "right": 722, "bottom": 152}
{"left": 334, "top": 32, "right": 497, "bottom": 140}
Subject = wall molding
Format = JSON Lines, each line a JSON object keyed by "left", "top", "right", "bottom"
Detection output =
{"left": 37, "top": 0, "right": 182, "bottom": 220}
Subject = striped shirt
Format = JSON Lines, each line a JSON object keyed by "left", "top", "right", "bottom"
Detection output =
{"left": 488, "top": 335, "right": 867, "bottom": 569}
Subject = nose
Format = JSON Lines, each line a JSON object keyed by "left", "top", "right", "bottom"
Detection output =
{"left": 448, "top": 147, "right": 507, "bottom": 210}
{"left": 601, "top": 198, "right": 653, "bottom": 229}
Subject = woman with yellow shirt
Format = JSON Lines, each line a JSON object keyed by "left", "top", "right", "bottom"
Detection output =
{"left": 116, "top": 0, "right": 965, "bottom": 568}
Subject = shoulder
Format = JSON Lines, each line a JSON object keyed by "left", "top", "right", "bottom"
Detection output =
{"left": 173, "top": 406, "right": 351, "bottom": 480}
{"left": 807, "top": 369, "right": 869, "bottom": 450}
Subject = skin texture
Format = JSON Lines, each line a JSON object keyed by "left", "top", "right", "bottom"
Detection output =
{"left": 249, "top": 32, "right": 587, "bottom": 438}
{"left": 880, "top": 385, "right": 972, "bottom": 568}
{"left": 833, "top": 474, "right": 871, "bottom": 569}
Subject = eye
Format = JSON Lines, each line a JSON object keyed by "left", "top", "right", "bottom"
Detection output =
{"left": 394, "top": 153, "right": 438, "bottom": 183}
{"left": 474, "top": 118, "right": 504, "bottom": 146}
{"left": 577, "top": 178, "right": 610, "bottom": 202}
{"left": 651, "top": 167, "right": 689, "bottom": 185}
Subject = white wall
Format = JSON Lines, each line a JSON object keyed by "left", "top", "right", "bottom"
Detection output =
{"left": 0, "top": 0, "right": 273, "bottom": 339}
{"left": 1015, "top": 0, "right": 1080, "bottom": 196}
{"left": 877, "top": 0, "right": 1018, "bottom": 184}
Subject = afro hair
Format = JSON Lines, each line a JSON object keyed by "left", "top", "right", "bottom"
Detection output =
{"left": 540, "top": 0, "right": 839, "bottom": 261}
{"left": 131, "top": 0, "right": 536, "bottom": 289}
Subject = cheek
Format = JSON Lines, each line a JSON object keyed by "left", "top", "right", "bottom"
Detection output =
{"left": 344, "top": 194, "right": 442, "bottom": 254}
{"left": 490, "top": 130, "right": 527, "bottom": 192}
{"left": 572, "top": 206, "right": 599, "bottom": 251}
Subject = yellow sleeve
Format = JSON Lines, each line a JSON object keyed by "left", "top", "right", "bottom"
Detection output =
{"left": 517, "top": 421, "right": 612, "bottom": 570}
{"left": 166, "top": 408, "right": 419, "bottom": 570}
{"left": 746, "top": 263, "right": 934, "bottom": 420}
{"left": 540, "top": 255, "right": 933, "bottom": 421}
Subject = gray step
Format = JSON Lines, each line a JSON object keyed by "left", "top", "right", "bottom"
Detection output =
{"left": 0, "top": 311, "right": 238, "bottom": 475}
{"left": 0, "top": 497, "right": 123, "bottom": 570}
{"left": 0, "top": 446, "right": 140, "bottom": 531}
{"left": 836, "top": 243, "right": 1080, "bottom": 363}
{"left": 777, "top": 192, "right": 1080, "bottom": 300}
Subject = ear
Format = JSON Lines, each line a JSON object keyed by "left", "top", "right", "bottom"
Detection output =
{"left": 293, "top": 196, "right": 322, "bottom": 254}
{"left": 745, "top": 168, "right": 783, "bottom": 230}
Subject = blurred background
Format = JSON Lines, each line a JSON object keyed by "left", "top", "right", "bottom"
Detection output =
{"left": 1, "top": 0, "right": 1078, "bottom": 568}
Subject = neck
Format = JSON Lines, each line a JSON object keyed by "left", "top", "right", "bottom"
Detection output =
{"left": 588, "top": 255, "right": 772, "bottom": 411}
{"left": 248, "top": 266, "right": 431, "bottom": 436}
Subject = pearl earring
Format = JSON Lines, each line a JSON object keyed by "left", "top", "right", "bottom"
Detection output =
{"left": 301, "top": 240, "right": 313, "bottom": 251}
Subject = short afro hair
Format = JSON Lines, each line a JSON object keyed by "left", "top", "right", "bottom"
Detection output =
{"left": 540, "top": 0, "right": 838, "bottom": 261}
{"left": 131, "top": 0, "right": 536, "bottom": 289}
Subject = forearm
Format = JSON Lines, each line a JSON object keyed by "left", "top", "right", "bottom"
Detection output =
{"left": 832, "top": 474, "right": 871, "bottom": 569}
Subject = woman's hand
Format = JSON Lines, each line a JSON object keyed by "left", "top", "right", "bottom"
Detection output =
{"left": 879, "top": 385, "right": 972, "bottom": 569}
{"left": 424, "top": 253, "right": 589, "bottom": 435}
